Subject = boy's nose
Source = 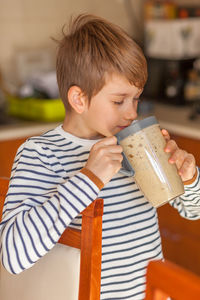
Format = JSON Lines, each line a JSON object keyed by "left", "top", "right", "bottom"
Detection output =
{"left": 124, "top": 105, "right": 138, "bottom": 121}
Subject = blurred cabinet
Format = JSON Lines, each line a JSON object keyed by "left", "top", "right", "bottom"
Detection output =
{"left": 158, "top": 134, "right": 200, "bottom": 276}
{"left": 0, "top": 137, "right": 27, "bottom": 178}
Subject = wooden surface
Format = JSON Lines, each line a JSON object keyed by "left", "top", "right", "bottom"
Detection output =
{"left": 158, "top": 134, "right": 200, "bottom": 275}
{"left": 145, "top": 260, "right": 200, "bottom": 300}
{"left": 0, "top": 177, "right": 103, "bottom": 300}
{"left": 0, "top": 137, "right": 26, "bottom": 178}
{"left": 158, "top": 204, "right": 200, "bottom": 275}
{"left": 0, "top": 177, "right": 9, "bottom": 220}
{"left": 79, "top": 200, "right": 103, "bottom": 300}
{"left": 58, "top": 227, "right": 81, "bottom": 249}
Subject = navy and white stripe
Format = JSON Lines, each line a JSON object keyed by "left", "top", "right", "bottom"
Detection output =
{"left": 0, "top": 125, "right": 200, "bottom": 299}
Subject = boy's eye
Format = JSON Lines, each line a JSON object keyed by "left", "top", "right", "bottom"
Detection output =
{"left": 113, "top": 98, "right": 140, "bottom": 105}
{"left": 113, "top": 101, "right": 124, "bottom": 105}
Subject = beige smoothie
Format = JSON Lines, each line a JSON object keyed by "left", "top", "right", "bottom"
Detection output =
{"left": 120, "top": 123, "right": 184, "bottom": 207}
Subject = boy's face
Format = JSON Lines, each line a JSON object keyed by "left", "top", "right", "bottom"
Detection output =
{"left": 82, "top": 74, "right": 142, "bottom": 139}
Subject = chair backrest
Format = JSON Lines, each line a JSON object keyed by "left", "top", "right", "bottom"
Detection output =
{"left": 0, "top": 177, "right": 103, "bottom": 300}
{"left": 145, "top": 260, "right": 200, "bottom": 300}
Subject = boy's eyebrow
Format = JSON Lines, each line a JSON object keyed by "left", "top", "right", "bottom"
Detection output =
{"left": 109, "top": 93, "right": 129, "bottom": 96}
{"left": 109, "top": 89, "right": 143, "bottom": 97}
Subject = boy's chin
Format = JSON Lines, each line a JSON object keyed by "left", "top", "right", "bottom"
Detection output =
{"left": 95, "top": 128, "right": 121, "bottom": 138}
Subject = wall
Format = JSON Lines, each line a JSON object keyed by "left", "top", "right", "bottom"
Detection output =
{"left": 0, "top": 0, "right": 199, "bottom": 86}
{"left": 0, "top": 0, "right": 143, "bottom": 85}
{"left": 175, "top": 0, "right": 200, "bottom": 4}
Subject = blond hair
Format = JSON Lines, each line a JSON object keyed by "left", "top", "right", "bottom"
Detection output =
{"left": 56, "top": 14, "right": 147, "bottom": 110}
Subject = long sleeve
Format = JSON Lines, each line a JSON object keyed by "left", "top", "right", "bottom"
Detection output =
{"left": 170, "top": 167, "right": 200, "bottom": 220}
{"left": 0, "top": 139, "right": 100, "bottom": 274}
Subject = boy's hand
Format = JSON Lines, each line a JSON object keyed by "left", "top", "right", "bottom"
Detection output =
{"left": 162, "top": 129, "right": 196, "bottom": 182}
{"left": 85, "top": 136, "right": 123, "bottom": 185}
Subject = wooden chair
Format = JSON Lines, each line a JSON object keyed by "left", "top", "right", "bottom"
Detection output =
{"left": 0, "top": 177, "right": 103, "bottom": 300}
{"left": 145, "top": 260, "right": 200, "bottom": 300}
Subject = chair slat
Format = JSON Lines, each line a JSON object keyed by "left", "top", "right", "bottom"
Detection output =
{"left": 145, "top": 260, "right": 200, "bottom": 300}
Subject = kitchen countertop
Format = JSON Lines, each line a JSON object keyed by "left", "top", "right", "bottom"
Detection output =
{"left": 0, "top": 120, "right": 61, "bottom": 141}
{"left": 0, "top": 103, "right": 199, "bottom": 141}
{"left": 154, "top": 103, "right": 200, "bottom": 140}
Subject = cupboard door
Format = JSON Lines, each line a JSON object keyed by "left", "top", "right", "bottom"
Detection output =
{"left": 158, "top": 135, "right": 200, "bottom": 275}
{"left": 0, "top": 138, "right": 26, "bottom": 178}
{"left": 158, "top": 204, "right": 200, "bottom": 276}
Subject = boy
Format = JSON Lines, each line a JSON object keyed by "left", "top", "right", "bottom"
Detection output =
{"left": 0, "top": 14, "right": 199, "bottom": 300}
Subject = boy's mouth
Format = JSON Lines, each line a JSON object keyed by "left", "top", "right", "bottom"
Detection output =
{"left": 118, "top": 124, "right": 131, "bottom": 130}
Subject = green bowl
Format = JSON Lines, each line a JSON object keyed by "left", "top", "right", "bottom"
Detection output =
{"left": 7, "top": 96, "right": 65, "bottom": 122}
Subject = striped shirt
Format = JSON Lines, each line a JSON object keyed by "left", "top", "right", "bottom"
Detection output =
{"left": 0, "top": 125, "right": 200, "bottom": 300}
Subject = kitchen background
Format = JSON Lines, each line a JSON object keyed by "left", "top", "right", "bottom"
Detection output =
{"left": 1, "top": 0, "right": 200, "bottom": 122}
{"left": 0, "top": 0, "right": 144, "bottom": 85}
{"left": 0, "top": 0, "right": 144, "bottom": 123}
{"left": 0, "top": 0, "right": 200, "bottom": 279}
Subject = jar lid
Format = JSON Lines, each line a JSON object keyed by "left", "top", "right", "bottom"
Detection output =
{"left": 115, "top": 116, "right": 158, "bottom": 142}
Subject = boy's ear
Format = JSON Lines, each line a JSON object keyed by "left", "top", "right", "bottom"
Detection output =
{"left": 67, "top": 86, "right": 87, "bottom": 114}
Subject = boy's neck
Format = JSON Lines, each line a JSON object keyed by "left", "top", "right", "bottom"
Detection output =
{"left": 62, "top": 113, "right": 102, "bottom": 140}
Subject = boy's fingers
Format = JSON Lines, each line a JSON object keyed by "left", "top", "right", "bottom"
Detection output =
{"left": 178, "top": 154, "right": 196, "bottom": 179}
{"left": 109, "top": 145, "right": 123, "bottom": 153}
{"left": 97, "top": 145, "right": 123, "bottom": 154}
{"left": 109, "top": 153, "right": 123, "bottom": 162}
{"left": 164, "top": 139, "right": 178, "bottom": 153}
{"left": 169, "top": 149, "right": 187, "bottom": 165}
{"left": 94, "top": 136, "right": 118, "bottom": 148}
{"left": 161, "top": 129, "right": 170, "bottom": 142}
{"left": 93, "top": 136, "right": 123, "bottom": 153}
